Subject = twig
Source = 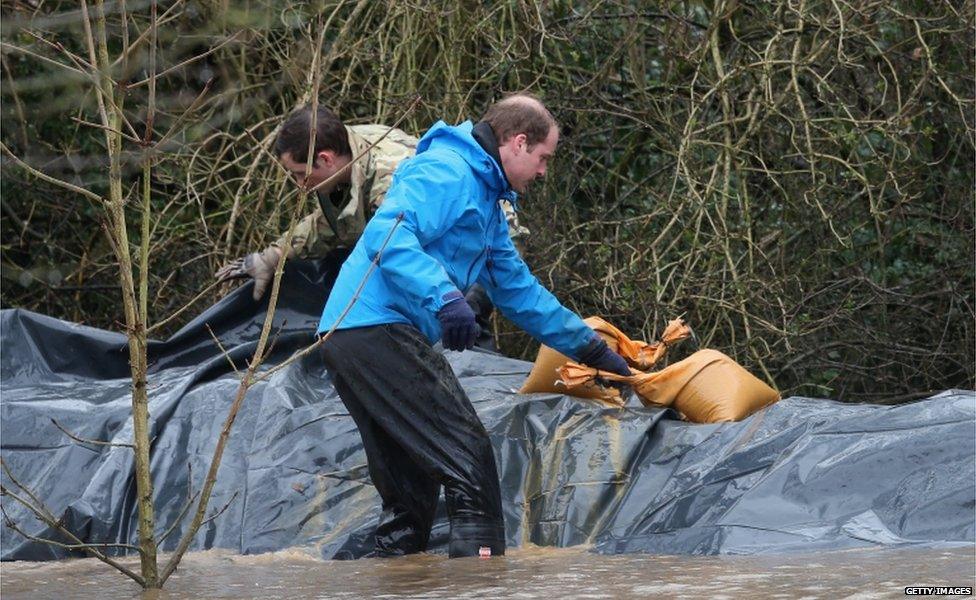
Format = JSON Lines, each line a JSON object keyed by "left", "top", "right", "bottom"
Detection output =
{"left": 147, "top": 277, "right": 224, "bottom": 334}
{"left": 206, "top": 323, "right": 239, "bottom": 375}
{"left": 51, "top": 418, "right": 134, "bottom": 448}
{"left": 1, "top": 507, "right": 141, "bottom": 552}
{"left": 126, "top": 32, "right": 242, "bottom": 88}
{"left": 69, "top": 116, "right": 143, "bottom": 144}
{"left": 258, "top": 319, "right": 288, "bottom": 365}
{"left": 1, "top": 460, "right": 145, "bottom": 585}
{"left": 21, "top": 29, "right": 95, "bottom": 71}
{"left": 155, "top": 489, "right": 201, "bottom": 548}
{"left": 0, "top": 42, "right": 86, "bottom": 75}
{"left": 200, "top": 490, "right": 239, "bottom": 527}
{"left": 1, "top": 143, "right": 103, "bottom": 204}
{"left": 109, "top": 0, "right": 185, "bottom": 69}
{"left": 153, "top": 77, "right": 215, "bottom": 150}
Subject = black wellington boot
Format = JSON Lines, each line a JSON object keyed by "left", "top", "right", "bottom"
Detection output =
{"left": 448, "top": 516, "right": 506, "bottom": 558}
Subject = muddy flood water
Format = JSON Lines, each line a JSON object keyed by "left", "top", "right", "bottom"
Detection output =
{"left": 2, "top": 545, "right": 974, "bottom": 599}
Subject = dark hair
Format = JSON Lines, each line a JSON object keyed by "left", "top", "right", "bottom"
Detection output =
{"left": 480, "top": 93, "right": 558, "bottom": 148}
{"left": 274, "top": 105, "right": 352, "bottom": 164}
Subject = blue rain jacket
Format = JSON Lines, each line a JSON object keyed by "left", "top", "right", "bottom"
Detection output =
{"left": 317, "top": 121, "right": 596, "bottom": 359}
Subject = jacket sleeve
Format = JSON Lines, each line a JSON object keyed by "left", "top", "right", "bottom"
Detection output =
{"left": 478, "top": 216, "right": 596, "bottom": 359}
{"left": 360, "top": 154, "right": 472, "bottom": 315}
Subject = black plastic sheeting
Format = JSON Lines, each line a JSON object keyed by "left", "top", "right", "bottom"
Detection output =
{"left": 2, "top": 262, "right": 974, "bottom": 561}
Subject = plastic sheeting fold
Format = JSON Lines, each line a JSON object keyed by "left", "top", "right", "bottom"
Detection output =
{"left": 1, "top": 261, "right": 973, "bottom": 561}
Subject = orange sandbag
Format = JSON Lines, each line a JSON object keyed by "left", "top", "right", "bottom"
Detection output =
{"left": 519, "top": 316, "right": 692, "bottom": 407}
{"left": 558, "top": 349, "right": 780, "bottom": 423}
{"left": 519, "top": 317, "right": 621, "bottom": 405}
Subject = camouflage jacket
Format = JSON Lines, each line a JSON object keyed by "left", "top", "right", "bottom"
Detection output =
{"left": 272, "top": 124, "right": 528, "bottom": 260}
{"left": 272, "top": 124, "right": 417, "bottom": 259}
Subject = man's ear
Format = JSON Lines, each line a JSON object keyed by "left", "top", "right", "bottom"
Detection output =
{"left": 316, "top": 150, "right": 335, "bottom": 167}
{"left": 509, "top": 133, "right": 527, "bottom": 155}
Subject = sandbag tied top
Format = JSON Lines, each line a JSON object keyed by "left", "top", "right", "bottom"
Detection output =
{"left": 519, "top": 316, "right": 692, "bottom": 407}
{"left": 588, "top": 316, "right": 692, "bottom": 370}
{"left": 559, "top": 349, "right": 781, "bottom": 423}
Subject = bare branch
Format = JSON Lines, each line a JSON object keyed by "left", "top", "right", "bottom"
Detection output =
{"left": 0, "top": 143, "right": 103, "bottom": 204}
{"left": 155, "top": 489, "right": 200, "bottom": 548}
{"left": 126, "top": 32, "right": 242, "bottom": 88}
{"left": 51, "top": 418, "right": 134, "bottom": 449}
{"left": 206, "top": 323, "right": 240, "bottom": 376}
{"left": 146, "top": 274, "right": 223, "bottom": 335}
{"left": 2, "top": 507, "right": 141, "bottom": 553}
{"left": 0, "top": 41, "right": 86, "bottom": 75}
{"left": 0, "top": 461, "right": 145, "bottom": 586}
{"left": 200, "top": 490, "right": 239, "bottom": 527}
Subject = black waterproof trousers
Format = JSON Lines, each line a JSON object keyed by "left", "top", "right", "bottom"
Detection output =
{"left": 321, "top": 323, "right": 505, "bottom": 558}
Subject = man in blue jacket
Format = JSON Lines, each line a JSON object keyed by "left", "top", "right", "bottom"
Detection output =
{"left": 319, "top": 94, "right": 630, "bottom": 559}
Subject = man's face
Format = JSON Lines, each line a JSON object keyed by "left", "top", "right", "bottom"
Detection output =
{"left": 279, "top": 151, "right": 340, "bottom": 192}
{"left": 499, "top": 126, "right": 559, "bottom": 194}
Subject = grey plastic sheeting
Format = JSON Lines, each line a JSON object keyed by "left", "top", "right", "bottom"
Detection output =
{"left": 1, "top": 262, "right": 974, "bottom": 561}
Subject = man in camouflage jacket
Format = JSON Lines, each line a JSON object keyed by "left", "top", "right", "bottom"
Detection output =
{"left": 216, "top": 106, "right": 527, "bottom": 316}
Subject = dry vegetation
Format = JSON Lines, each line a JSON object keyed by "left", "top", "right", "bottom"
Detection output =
{"left": 2, "top": 0, "right": 974, "bottom": 402}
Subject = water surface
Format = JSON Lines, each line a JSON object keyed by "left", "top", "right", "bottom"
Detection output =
{"left": 3, "top": 545, "right": 973, "bottom": 599}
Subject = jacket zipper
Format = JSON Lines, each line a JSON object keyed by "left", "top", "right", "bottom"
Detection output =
{"left": 465, "top": 202, "right": 502, "bottom": 287}
{"left": 485, "top": 245, "right": 497, "bottom": 287}
{"left": 465, "top": 245, "right": 498, "bottom": 287}
{"left": 484, "top": 200, "right": 503, "bottom": 287}
{"left": 466, "top": 246, "right": 486, "bottom": 285}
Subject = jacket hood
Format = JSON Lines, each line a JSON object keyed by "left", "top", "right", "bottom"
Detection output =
{"left": 416, "top": 121, "right": 511, "bottom": 194}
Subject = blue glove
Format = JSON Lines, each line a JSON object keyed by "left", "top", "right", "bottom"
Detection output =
{"left": 437, "top": 291, "right": 480, "bottom": 351}
{"left": 576, "top": 336, "right": 631, "bottom": 377}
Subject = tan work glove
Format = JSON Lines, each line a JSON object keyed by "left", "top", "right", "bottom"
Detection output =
{"left": 214, "top": 246, "right": 282, "bottom": 301}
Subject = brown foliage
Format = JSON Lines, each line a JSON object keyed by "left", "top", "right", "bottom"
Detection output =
{"left": 2, "top": 0, "right": 973, "bottom": 402}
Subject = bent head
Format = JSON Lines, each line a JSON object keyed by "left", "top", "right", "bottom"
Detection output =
{"left": 482, "top": 94, "right": 559, "bottom": 194}
{"left": 275, "top": 105, "right": 352, "bottom": 192}
{"left": 279, "top": 150, "right": 349, "bottom": 192}
{"left": 497, "top": 126, "right": 558, "bottom": 194}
